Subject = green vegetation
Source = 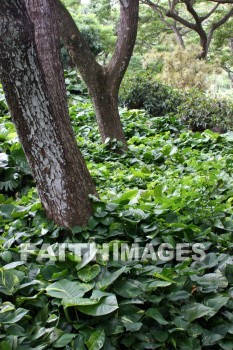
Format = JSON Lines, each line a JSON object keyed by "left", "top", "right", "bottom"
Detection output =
{"left": 1, "top": 81, "right": 233, "bottom": 349}
{"left": 120, "top": 73, "right": 182, "bottom": 117}
{"left": 120, "top": 73, "right": 233, "bottom": 132}
{"left": 0, "top": 0, "right": 233, "bottom": 348}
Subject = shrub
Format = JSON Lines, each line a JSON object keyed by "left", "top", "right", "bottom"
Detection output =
{"left": 177, "top": 89, "right": 233, "bottom": 132}
{"left": 144, "top": 45, "right": 221, "bottom": 90}
{"left": 120, "top": 74, "right": 233, "bottom": 132}
{"left": 120, "top": 73, "right": 182, "bottom": 117}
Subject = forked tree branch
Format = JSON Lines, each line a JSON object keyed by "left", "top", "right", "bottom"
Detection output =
{"left": 54, "top": 0, "right": 139, "bottom": 93}
{"left": 211, "top": 6, "right": 233, "bottom": 30}
{"left": 166, "top": 10, "right": 196, "bottom": 30}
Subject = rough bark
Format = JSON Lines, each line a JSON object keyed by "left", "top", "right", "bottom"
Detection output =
{"left": 91, "top": 83, "right": 127, "bottom": 149}
{"left": 0, "top": 0, "right": 97, "bottom": 228}
{"left": 55, "top": 0, "right": 139, "bottom": 151}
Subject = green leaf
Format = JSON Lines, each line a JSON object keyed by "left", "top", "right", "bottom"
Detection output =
{"left": 85, "top": 330, "right": 105, "bottom": 350}
{"left": 53, "top": 334, "right": 76, "bottom": 348}
{"left": 77, "top": 295, "right": 118, "bottom": 316}
{"left": 46, "top": 279, "right": 94, "bottom": 299}
{"left": 0, "top": 168, "right": 20, "bottom": 191}
{"left": 0, "top": 268, "right": 20, "bottom": 295}
{"left": 225, "top": 264, "right": 233, "bottom": 285}
{"left": 0, "top": 306, "right": 28, "bottom": 324}
{"left": 191, "top": 272, "right": 228, "bottom": 292}
{"left": 204, "top": 295, "right": 229, "bottom": 318}
{"left": 113, "top": 279, "right": 143, "bottom": 298}
{"left": 115, "top": 189, "right": 139, "bottom": 204}
{"left": 182, "top": 303, "right": 213, "bottom": 322}
{"left": 78, "top": 265, "right": 101, "bottom": 283}
{"left": 148, "top": 281, "right": 172, "bottom": 289}
{"left": 97, "top": 266, "right": 126, "bottom": 291}
{"left": 74, "top": 334, "right": 86, "bottom": 350}
{"left": 10, "top": 146, "right": 30, "bottom": 174}
{"left": 122, "top": 321, "right": 142, "bottom": 332}
{"left": 219, "top": 340, "right": 233, "bottom": 350}
{"left": 62, "top": 297, "right": 99, "bottom": 307}
{"left": 0, "top": 341, "right": 11, "bottom": 350}
{"left": 167, "top": 291, "right": 190, "bottom": 301}
{"left": 146, "top": 308, "right": 169, "bottom": 325}
{"left": 76, "top": 245, "right": 98, "bottom": 271}
{"left": 0, "top": 340, "right": 12, "bottom": 350}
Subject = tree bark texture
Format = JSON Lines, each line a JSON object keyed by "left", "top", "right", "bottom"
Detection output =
{"left": 0, "top": 0, "right": 97, "bottom": 228}
{"left": 91, "top": 82, "right": 127, "bottom": 149}
{"left": 55, "top": 0, "right": 139, "bottom": 151}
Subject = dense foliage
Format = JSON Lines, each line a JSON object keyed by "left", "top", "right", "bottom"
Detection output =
{"left": 177, "top": 90, "right": 233, "bottom": 132}
{"left": 144, "top": 45, "right": 220, "bottom": 90}
{"left": 0, "top": 81, "right": 233, "bottom": 349}
{"left": 120, "top": 73, "right": 233, "bottom": 132}
{"left": 120, "top": 73, "right": 182, "bottom": 117}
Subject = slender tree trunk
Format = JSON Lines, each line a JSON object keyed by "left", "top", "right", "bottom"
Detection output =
{"left": 54, "top": 0, "right": 139, "bottom": 151}
{"left": 0, "top": 0, "right": 97, "bottom": 228}
{"left": 172, "top": 26, "right": 185, "bottom": 48}
{"left": 226, "top": 70, "right": 233, "bottom": 88}
{"left": 199, "top": 34, "right": 208, "bottom": 59}
{"left": 90, "top": 83, "right": 127, "bottom": 151}
{"left": 224, "top": 38, "right": 233, "bottom": 88}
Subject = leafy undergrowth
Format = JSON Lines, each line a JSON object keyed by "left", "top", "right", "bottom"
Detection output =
{"left": 0, "top": 90, "right": 233, "bottom": 349}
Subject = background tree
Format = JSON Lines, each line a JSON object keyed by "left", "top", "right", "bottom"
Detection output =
{"left": 0, "top": 0, "right": 97, "bottom": 228}
{"left": 142, "top": 0, "right": 233, "bottom": 59}
{"left": 212, "top": 20, "right": 233, "bottom": 85}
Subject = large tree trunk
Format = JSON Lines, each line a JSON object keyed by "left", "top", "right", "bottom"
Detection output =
{"left": 0, "top": 0, "right": 97, "bottom": 228}
{"left": 54, "top": 0, "right": 139, "bottom": 152}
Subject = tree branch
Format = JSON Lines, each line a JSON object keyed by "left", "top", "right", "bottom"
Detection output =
{"left": 200, "top": 3, "right": 219, "bottom": 21}
{"left": 166, "top": 10, "right": 196, "bottom": 30}
{"left": 184, "top": 0, "right": 202, "bottom": 25}
{"left": 141, "top": 0, "right": 167, "bottom": 14}
{"left": 207, "top": 6, "right": 233, "bottom": 49}
{"left": 211, "top": 6, "right": 233, "bottom": 30}
{"left": 107, "top": 0, "right": 139, "bottom": 91}
{"left": 54, "top": 0, "right": 103, "bottom": 87}
{"left": 171, "top": 0, "right": 178, "bottom": 13}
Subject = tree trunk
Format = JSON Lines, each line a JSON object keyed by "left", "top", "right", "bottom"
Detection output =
{"left": 90, "top": 84, "right": 127, "bottom": 152}
{"left": 54, "top": 0, "right": 139, "bottom": 151}
{"left": 199, "top": 35, "right": 208, "bottom": 59}
{"left": 172, "top": 26, "right": 185, "bottom": 48}
{"left": 0, "top": 0, "right": 97, "bottom": 228}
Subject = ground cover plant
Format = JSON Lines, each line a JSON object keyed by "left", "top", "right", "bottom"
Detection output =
{"left": 0, "top": 83, "right": 233, "bottom": 349}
